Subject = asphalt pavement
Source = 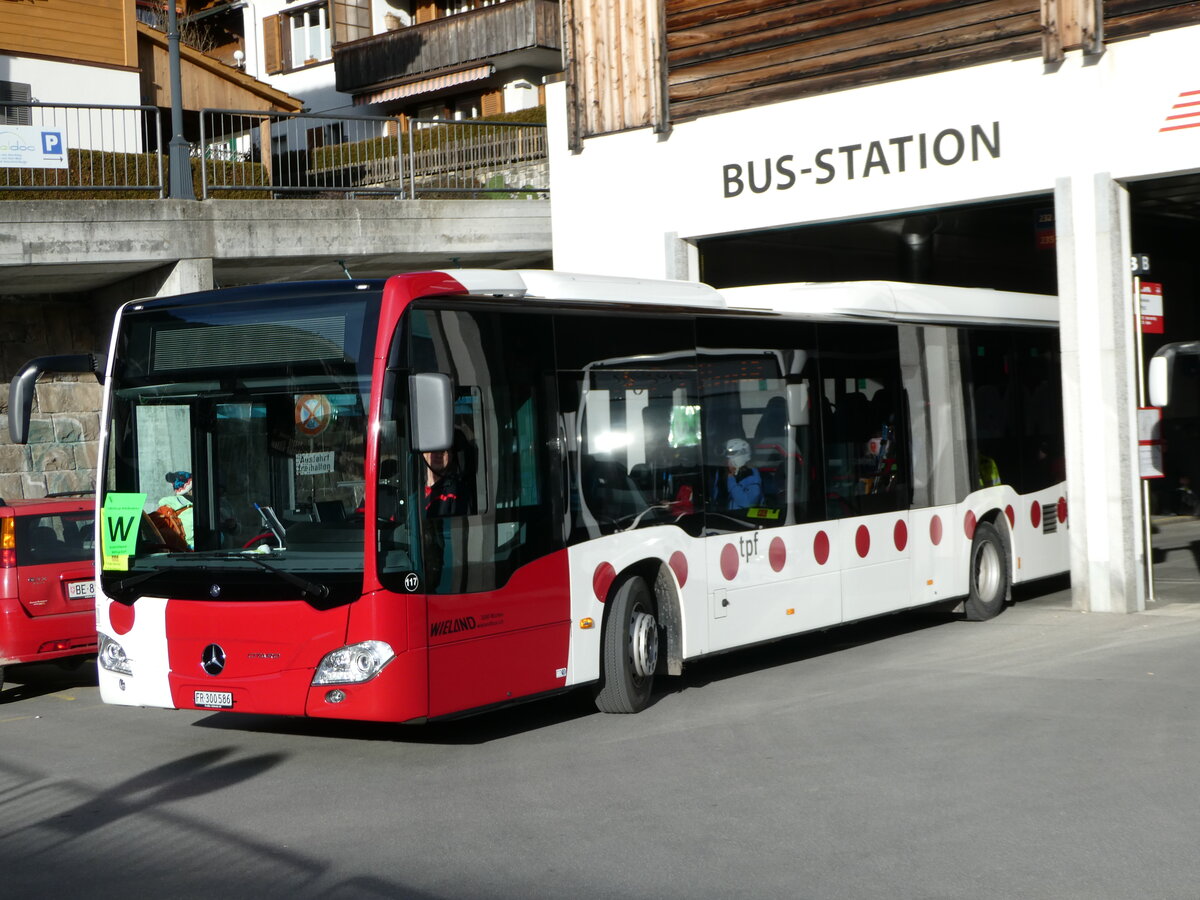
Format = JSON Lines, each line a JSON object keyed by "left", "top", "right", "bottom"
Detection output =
{"left": 1, "top": 528, "right": 1200, "bottom": 900}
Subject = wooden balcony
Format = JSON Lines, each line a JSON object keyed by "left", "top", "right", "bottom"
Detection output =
{"left": 334, "top": 0, "right": 561, "bottom": 95}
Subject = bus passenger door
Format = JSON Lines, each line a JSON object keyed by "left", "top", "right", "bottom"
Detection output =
{"left": 818, "top": 324, "right": 914, "bottom": 622}
{"left": 404, "top": 307, "right": 570, "bottom": 719}
{"left": 697, "top": 342, "right": 841, "bottom": 651}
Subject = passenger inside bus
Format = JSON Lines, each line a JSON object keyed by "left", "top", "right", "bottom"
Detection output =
{"left": 711, "top": 438, "right": 764, "bottom": 510}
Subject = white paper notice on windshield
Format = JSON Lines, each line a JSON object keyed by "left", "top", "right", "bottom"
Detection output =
{"left": 296, "top": 451, "right": 335, "bottom": 476}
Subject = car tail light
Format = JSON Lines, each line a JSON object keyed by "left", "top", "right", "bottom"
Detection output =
{"left": 0, "top": 517, "right": 15, "bottom": 568}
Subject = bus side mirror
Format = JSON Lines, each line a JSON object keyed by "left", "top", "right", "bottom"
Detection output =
{"left": 1148, "top": 356, "right": 1169, "bottom": 408}
{"left": 8, "top": 353, "right": 104, "bottom": 445}
{"left": 786, "top": 382, "right": 810, "bottom": 427}
{"left": 410, "top": 373, "right": 453, "bottom": 452}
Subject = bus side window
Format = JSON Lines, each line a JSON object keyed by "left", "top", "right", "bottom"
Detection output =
{"left": 817, "top": 323, "right": 908, "bottom": 518}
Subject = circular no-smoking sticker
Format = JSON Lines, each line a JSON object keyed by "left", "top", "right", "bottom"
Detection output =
{"left": 295, "top": 394, "right": 333, "bottom": 436}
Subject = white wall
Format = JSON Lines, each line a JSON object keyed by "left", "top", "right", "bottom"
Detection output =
{"left": 1, "top": 54, "right": 140, "bottom": 107}
{"left": 1, "top": 54, "right": 145, "bottom": 152}
{"left": 503, "top": 77, "right": 539, "bottom": 113}
{"left": 548, "top": 24, "right": 1200, "bottom": 279}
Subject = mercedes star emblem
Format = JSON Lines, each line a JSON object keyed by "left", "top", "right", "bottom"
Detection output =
{"left": 201, "top": 643, "right": 226, "bottom": 676}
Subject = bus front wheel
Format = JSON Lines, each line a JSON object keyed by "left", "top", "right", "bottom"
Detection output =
{"left": 595, "top": 576, "right": 657, "bottom": 713}
{"left": 965, "top": 520, "right": 1010, "bottom": 621}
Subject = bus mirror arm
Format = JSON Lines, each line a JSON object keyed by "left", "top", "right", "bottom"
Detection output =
{"left": 410, "top": 373, "right": 454, "bottom": 451}
{"left": 8, "top": 353, "right": 105, "bottom": 445}
{"left": 786, "top": 382, "right": 810, "bottom": 428}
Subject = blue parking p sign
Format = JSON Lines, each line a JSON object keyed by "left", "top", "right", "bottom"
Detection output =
{"left": 41, "top": 131, "right": 63, "bottom": 156}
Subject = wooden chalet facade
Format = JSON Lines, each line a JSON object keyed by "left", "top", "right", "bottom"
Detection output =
{"left": 563, "top": 0, "right": 1200, "bottom": 147}
{"left": 333, "top": 0, "right": 561, "bottom": 124}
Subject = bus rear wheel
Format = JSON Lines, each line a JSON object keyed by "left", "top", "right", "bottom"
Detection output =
{"left": 965, "top": 520, "right": 1010, "bottom": 621}
{"left": 595, "top": 576, "right": 658, "bottom": 714}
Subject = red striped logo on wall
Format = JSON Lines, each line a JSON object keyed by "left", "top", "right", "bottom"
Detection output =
{"left": 1160, "top": 90, "right": 1200, "bottom": 132}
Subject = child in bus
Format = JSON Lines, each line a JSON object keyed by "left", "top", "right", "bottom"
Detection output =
{"left": 157, "top": 470, "right": 194, "bottom": 549}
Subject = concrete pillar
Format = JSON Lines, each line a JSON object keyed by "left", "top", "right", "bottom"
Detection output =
{"left": 664, "top": 232, "right": 699, "bottom": 282}
{"left": 1054, "top": 173, "right": 1145, "bottom": 613}
{"left": 153, "top": 258, "right": 214, "bottom": 297}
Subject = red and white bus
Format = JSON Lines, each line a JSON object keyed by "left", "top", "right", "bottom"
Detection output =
{"left": 12, "top": 271, "right": 1067, "bottom": 720}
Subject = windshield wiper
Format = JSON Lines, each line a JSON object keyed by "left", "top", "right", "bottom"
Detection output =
{"left": 110, "top": 555, "right": 330, "bottom": 603}
{"left": 201, "top": 551, "right": 330, "bottom": 601}
{"left": 236, "top": 554, "right": 329, "bottom": 602}
{"left": 108, "top": 565, "right": 172, "bottom": 602}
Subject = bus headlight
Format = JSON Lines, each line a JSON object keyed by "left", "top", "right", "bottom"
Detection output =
{"left": 98, "top": 632, "right": 132, "bottom": 676}
{"left": 312, "top": 640, "right": 395, "bottom": 685}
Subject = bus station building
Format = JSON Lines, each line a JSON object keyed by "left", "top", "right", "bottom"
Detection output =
{"left": 546, "top": 2, "right": 1200, "bottom": 615}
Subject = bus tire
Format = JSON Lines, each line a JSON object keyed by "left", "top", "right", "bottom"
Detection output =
{"left": 594, "top": 576, "right": 657, "bottom": 714}
{"left": 964, "top": 520, "right": 1010, "bottom": 621}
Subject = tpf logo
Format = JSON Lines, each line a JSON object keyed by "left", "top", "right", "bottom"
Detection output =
{"left": 41, "top": 131, "right": 63, "bottom": 156}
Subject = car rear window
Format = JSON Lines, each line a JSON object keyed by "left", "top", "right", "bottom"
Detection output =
{"left": 16, "top": 511, "right": 95, "bottom": 566}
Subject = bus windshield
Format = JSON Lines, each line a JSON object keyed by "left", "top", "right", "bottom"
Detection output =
{"left": 100, "top": 286, "right": 384, "bottom": 604}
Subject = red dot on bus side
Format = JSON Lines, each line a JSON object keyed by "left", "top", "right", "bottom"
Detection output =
{"left": 669, "top": 551, "right": 688, "bottom": 587}
{"left": 1031, "top": 501, "right": 1042, "bottom": 529}
{"left": 964, "top": 511, "right": 977, "bottom": 540}
{"left": 769, "top": 537, "right": 786, "bottom": 572}
{"left": 720, "top": 543, "right": 739, "bottom": 581}
{"left": 593, "top": 562, "right": 616, "bottom": 602}
{"left": 1057, "top": 497, "right": 1068, "bottom": 524}
{"left": 1006, "top": 505, "right": 1015, "bottom": 529}
{"left": 109, "top": 601, "right": 135, "bottom": 636}
{"left": 930, "top": 515, "right": 943, "bottom": 546}
{"left": 855, "top": 525, "right": 870, "bottom": 558}
{"left": 894, "top": 519, "right": 908, "bottom": 551}
{"left": 813, "top": 531, "right": 830, "bottom": 566}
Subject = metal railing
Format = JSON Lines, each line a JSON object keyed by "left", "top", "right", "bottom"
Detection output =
{"left": 198, "top": 109, "right": 407, "bottom": 198}
{"left": 407, "top": 118, "right": 548, "bottom": 198}
{"left": 0, "top": 103, "right": 548, "bottom": 200}
{"left": 0, "top": 103, "right": 164, "bottom": 195}
{"left": 198, "top": 109, "right": 548, "bottom": 200}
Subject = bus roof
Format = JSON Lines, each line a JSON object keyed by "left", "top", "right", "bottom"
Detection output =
{"left": 441, "top": 270, "right": 727, "bottom": 308}
{"left": 130, "top": 273, "right": 1055, "bottom": 325}
{"left": 719, "top": 281, "right": 1058, "bottom": 326}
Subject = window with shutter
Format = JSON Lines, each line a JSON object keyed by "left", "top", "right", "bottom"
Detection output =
{"left": 480, "top": 89, "right": 502, "bottom": 119}
{"left": 262, "top": 14, "right": 284, "bottom": 74}
{"left": 286, "top": 4, "right": 332, "bottom": 65}
{"left": 0, "top": 81, "right": 33, "bottom": 126}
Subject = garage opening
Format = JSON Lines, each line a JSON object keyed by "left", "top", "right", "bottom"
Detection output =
{"left": 698, "top": 183, "right": 1200, "bottom": 604}
{"left": 1129, "top": 174, "right": 1200, "bottom": 603}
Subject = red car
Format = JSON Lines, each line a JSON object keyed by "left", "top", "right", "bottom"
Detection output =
{"left": 0, "top": 496, "right": 96, "bottom": 692}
